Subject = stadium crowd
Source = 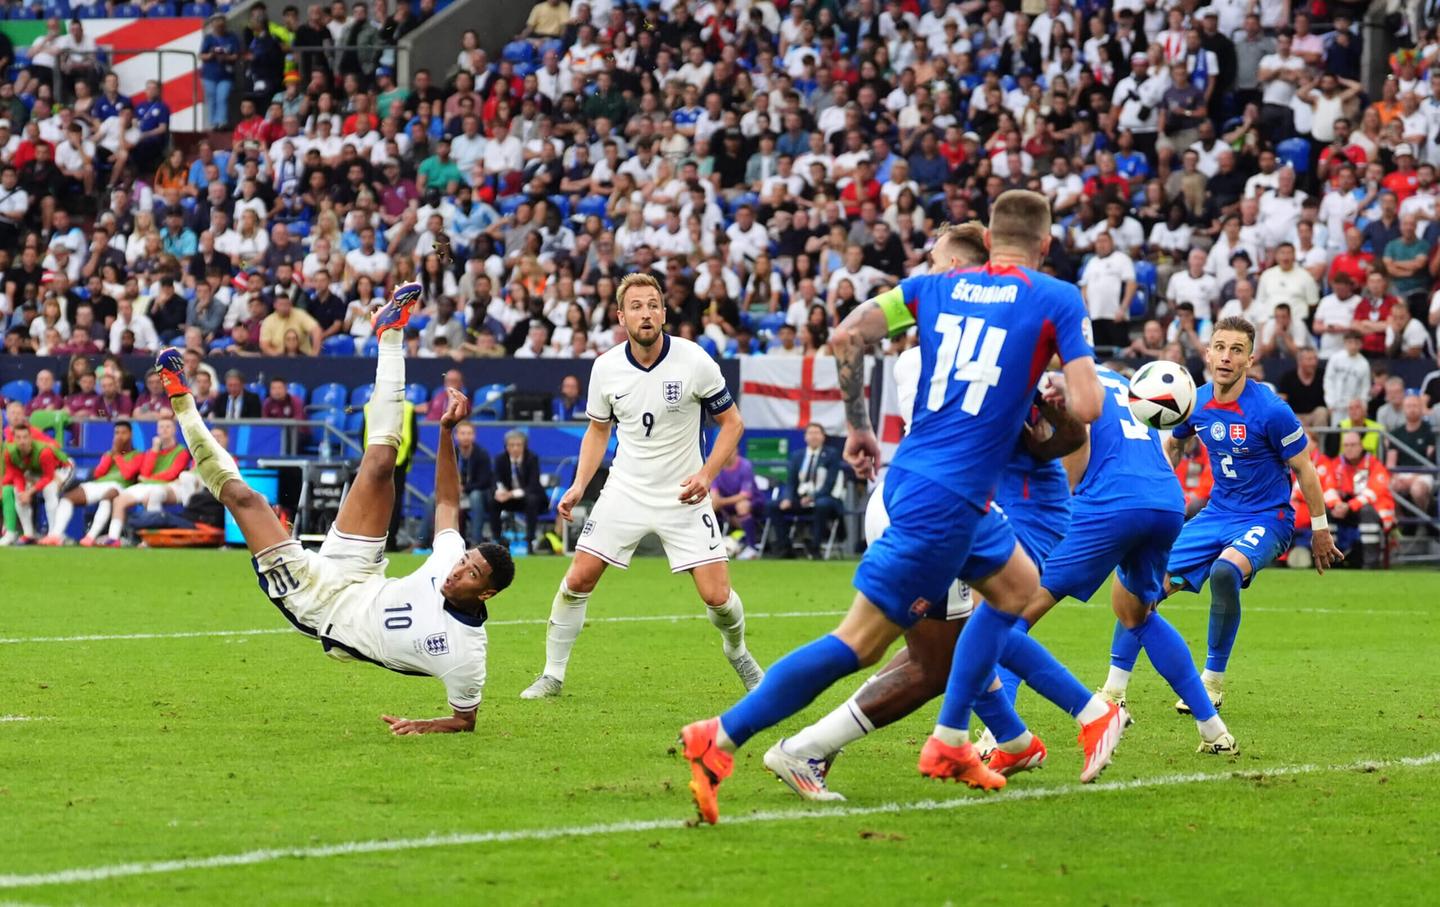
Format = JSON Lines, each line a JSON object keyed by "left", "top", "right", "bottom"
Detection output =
{"left": 1, "top": 0, "right": 1439, "bottom": 550}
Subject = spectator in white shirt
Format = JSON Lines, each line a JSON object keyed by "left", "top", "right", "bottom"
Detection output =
{"left": 1079, "top": 231, "right": 1135, "bottom": 349}
{"left": 1165, "top": 248, "right": 1220, "bottom": 320}
{"left": 1386, "top": 299, "right": 1434, "bottom": 358}
{"left": 1324, "top": 331, "right": 1372, "bottom": 414}
{"left": 1256, "top": 242, "right": 1320, "bottom": 322}
{"left": 481, "top": 121, "right": 523, "bottom": 180}
{"left": 109, "top": 295, "right": 158, "bottom": 354}
{"left": 1313, "top": 272, "right": 1363, "bottom": 359}
{"left": 825, "top": 244, "right": 888, "bottom": 302}
{"left": 1258, "top": 302, "right": 1313, "bottom": 359}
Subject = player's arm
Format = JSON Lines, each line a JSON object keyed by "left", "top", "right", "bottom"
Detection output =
{"left": 682, "top": 402, "right": 742, "bottom": 505}
{"left": 1023, "top": 398, "right": 1088, "bottom": 462}
{"left": 381, "top": 707, "right": 476, "bottom": 735}
{"left": 1163, "top": 433, "right": 1187, "bottom": 467}
{"left": 558, "top": 417, "right": 612, "bottom": 522}
{"left": 833, "top": 288, "right": 911, "bottom": 478}
{"left": 1289, "top": 442, "right": 1343, "bottom": 574}
{"left": 152, "top": 450, "right": 190, "bottom": 482}
{"left": 432, "top": 388, "right": 471, "bottom": 535}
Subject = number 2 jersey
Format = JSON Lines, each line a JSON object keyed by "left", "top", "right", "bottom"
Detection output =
{"left": 585, "top": 333, "right": 735, "bottom": 501}
{"left": 878, "top": 263, "right": 1094, "bottom": 508}
{"left": 1171, "top": 379, "right": 1307, "bottom": 516}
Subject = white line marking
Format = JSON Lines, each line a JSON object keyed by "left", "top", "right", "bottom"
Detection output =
{"left": 0, "top": 716, "right": 49, "bottom": 723}
{"left": 0, "top": 600, "right": 1420, "bottom": 646}
{"left": 1, "top": 752, "right": 1435, "bottom": 891}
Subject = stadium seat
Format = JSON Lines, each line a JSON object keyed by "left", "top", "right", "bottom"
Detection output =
{"left": 1276, "top": 137, "right": 1310, "bottom": 175}
{"left": 576, "top": 195, "right": 608, "bottom": 219}
{"left": 2, "top": 379, "right": 33, "bottom": 406}
{"left": 181, "top": 2, "right": 215, "bottom": 15}
{"left": 208, "top": 337, "right": 234, "bottom": 353}
{"left": 349, "top": 385, "right": 373, "bottom": 407}
{"left": 147, "top": 1, "right": 177, "bottom": 14}
{"left": 472, "top": 383, "right": 509, "bottom": 420}
{"left": 321, "top": 335, "right": 356, "bottom": 357}
{"left": 405, "top": 383, "right": 431, "bottom": 407}
{"left": 698, "top": 336, "right": 719, "bottom": 357}
{"left": 111, "top": 2, "right": 141, "bottom": 14}
{"left": 409, "top": 314, "right": 430, "bottom": 332}
{"left": 1130, "top": 288, "right": 1148, "bottom": 319}
{"left": 246, "top": 381, "right": 264, "bottom": 398}
{"left": 28, "top": 409, "right": 69, "bottom": 441}
{"left": 362, "top": 336, "right": 380, "bottom": 357}
{"left": 311, "top": 382, "right": 348, "bottom": 410}
{"left": 289, "top": 220, "right": 310, "bottom": 239}
{"left": 499, "top": 196, "right": 526, "bottom": 216}
{"left": 756, "top": 312, "right": 787, "bottom": 336}
{"left": 344, "top": 410, "right": 365, "bottom": 434}
{"left": 1133, "top": 260, "right": 1158, "bottom": 296}
{"left": 502, "top": 40, "right": 534, "bottom": 64}
{"left": 287, "top": 382, "right": 308, "bottom": 405}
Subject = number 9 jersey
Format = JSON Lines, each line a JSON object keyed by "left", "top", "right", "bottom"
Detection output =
{"left": 876, "top": 263, "right": 1094, "bottom": 508}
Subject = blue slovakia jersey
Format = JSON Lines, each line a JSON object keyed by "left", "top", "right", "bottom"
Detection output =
{"left": 1172, "top": 379, "right": 1307, "bottom": 516}
{"left": 892, "top": 263, "right": 1093, "bottom": 506}
{"left": 1073, "top": 365, "right": 1185, "bottom": 512}
{"left": 999, "top": 408, "right": 1071, "bottom": 506}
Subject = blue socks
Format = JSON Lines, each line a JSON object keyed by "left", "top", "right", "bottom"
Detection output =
{"left": 719, "top": 634, "right": 859, "bottom": 749}
{"left": 1130, "top": 611, "right": 1217, "bottom": 722}
{"left": 972, "top": 672, "right": 1028, "bottom": 744}
{"left": 1110, "top": 619, "right": 1142, "bottom": 672}
{"left": 1206, "top": 560, "right": 1244, "bottom": 673}
{"left": 995, "top": 619, "right": 1027, "bottom": 704}
{"left": 996, "top": 620, "right": 1093, "bottom": 718}
{"left": 937, "top": 604, "right": 1019, "bottom": 731}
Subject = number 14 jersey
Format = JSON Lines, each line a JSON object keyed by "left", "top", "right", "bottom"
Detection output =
{"left": 882, "top": 263, "right": 1094, "bottom": 508}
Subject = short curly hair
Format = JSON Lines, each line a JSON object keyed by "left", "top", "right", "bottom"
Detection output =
{"left": 477, "top": 542, "right": 516, "bottom": 594}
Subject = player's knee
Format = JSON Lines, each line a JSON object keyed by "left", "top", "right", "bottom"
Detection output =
{"left": 1209, "top": 558, "right": 1243, "bottom": 593}
{"left": 700, "top": 584, "right": 732, "bottom": 608}
{"left": 735, "top": 500, "right": 750, "bottom": 517}
{"left": 224, "top": 484, "right": 265, "bottom": 512}
{"left": 563, "top": 568, "right": 599, "bottom": 595}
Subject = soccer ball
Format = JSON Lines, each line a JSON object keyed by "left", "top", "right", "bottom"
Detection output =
{"left": 1127, "top": 361, "right": 1196, "bottom": 430}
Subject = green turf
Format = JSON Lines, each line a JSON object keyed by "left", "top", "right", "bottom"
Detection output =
{"left": 0, "top": 549, "right": 1437, "bottom": 904}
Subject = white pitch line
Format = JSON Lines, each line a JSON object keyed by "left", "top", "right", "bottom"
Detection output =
{"left": 0, "top": 716, "right": 50, "bottom": 723}
{"left": 1, "top": 751, "right": 1436, "bottom": 891}
{"left": 0, "top": 600, "right": 1423, "bottom": 646}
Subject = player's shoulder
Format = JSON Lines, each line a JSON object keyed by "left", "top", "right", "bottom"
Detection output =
{"left": 664, "top": 333, "right": 720, "bottom": 370}
{"left": 1243, "top": 377, "right": 1290, "bottom": 413}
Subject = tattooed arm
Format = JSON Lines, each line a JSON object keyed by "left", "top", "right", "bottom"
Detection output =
{"left": 831, "top": 295, "right": 905, "bottom": 480}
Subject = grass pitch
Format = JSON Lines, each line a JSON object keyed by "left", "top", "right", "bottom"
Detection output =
{"left": 1, "top": 549, "right": 1437, "bottom": 905}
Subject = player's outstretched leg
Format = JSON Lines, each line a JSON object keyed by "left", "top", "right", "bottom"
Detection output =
{"left": 155, "top": 348, "right": 289, "bottom": 555}
{"left": 692, "top": 562, "right": 763, "bottom": 691}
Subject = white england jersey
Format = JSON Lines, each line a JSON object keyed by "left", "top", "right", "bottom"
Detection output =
{"left": 585, "top": 334, "right": 733, "bottom": 498}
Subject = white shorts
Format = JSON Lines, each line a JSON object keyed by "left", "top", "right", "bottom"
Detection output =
{"left": 576, "top": 479, "right": 729, "bottom": 573}
{"left": 251, "top": 526, "right": 388, "bottom": 646}
{"left": 131, "top": 474, "right": 203, "bottom": 510}
{"left": 78, "top": 480, "right": 123, "bottom": 505}
{"left": 863, "top": 472, "right": 974, "bottom": 621}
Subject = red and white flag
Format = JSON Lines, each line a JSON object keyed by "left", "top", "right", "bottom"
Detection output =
{"left": 740, "top": 357, "right": 872, "bottom": 433}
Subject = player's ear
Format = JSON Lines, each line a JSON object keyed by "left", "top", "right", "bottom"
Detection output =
{"left": 476, "top": 586, "right": 499, "bottom": 603}
{"left": 982, "top": 229, "right": 993, "bottom": 251}
{"left": 1038, "top": 232, "right": 1052, "bottom": 258}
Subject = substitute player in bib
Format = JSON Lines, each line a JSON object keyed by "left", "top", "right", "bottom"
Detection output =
{"left": 1108, "top": 317, "right": 1340, "bottom": 715}
{"left": 150, "top": 282, "right": 516, "bottom": 735}
{"left": 519, "top": 273, "right": 761, "bottom": 699}
{"left": 679, "top": 191, "right": 1116, "bottom": 825}
{"left": 1012, "top": 363, "right": 1237, "bottom": 754}
{"left": 96, "top": 417, "right": 193, "bottom": 546}
{"left": 42, "top": 419, "right": 144, "bottom": 546}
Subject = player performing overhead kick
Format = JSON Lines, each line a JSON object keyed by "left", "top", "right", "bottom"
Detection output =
{"left": 1106, "top": 317, "right": 1341, "bottom": 715}
{"left": 519, "top": 273, "right": 761, "bottom": 700}
{"left": 766, "top": 223, "right": 1099, "bottom": 799}
{"left": 678, "top": 191, "right": 1117, "bottom": 825}
{"left": 151, "top": 281, "right": 515, "bottom": 735}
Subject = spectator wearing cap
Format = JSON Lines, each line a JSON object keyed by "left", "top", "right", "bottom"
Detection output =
{"left": 160, "top": 208, "right": 197, "bottom": 259}
{"left": 1384, "top": 144, "right": 1420, "bottom": 203}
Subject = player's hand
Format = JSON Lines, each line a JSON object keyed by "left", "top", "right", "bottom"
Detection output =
{"left": 678, "top": 472, "right": 710, "bottom": 505}
{"left": 556, "top": 484, "right": 582, "bottom": 522}
{"left": 844, "top": 428, "right": 881, "bottom": 481}
{"left": 1040, "top": 372, "right": 1068, "bottom": 409}
{"left": 438, "top": 387, "right": 470, "bottom": 429}
{"left": 1310, "top": 528, "right": 1343, "bottom": 575}
{"left": 381, "top": 714, "right": 464, "bottom": 735}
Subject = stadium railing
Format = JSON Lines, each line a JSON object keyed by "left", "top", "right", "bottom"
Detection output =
{"left": 1307, "top": 425, "right": 1439, "bottom": 565}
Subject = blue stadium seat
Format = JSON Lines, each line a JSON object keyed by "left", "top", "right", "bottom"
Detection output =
{"left": 575, "top": 194, "right": 608, "bottom": 219}
{"left": 1133, "top": 260, "right": 1158, "bottom": 296}
{"left": 539, "top": 38, "right": 564, "bottom": 58}
{"left": 181, "top": 2, "right": 215, "bottom": 15}
{"left": 362, "top": 336, "right": 380, "bottom": 357}
{"left": 112, "top": 3, "right": 142, "bottom": 15}
{"left": 344, "top": 411, "right": 365, "bottom": 434}
{"left": 756, "top": 312, "right": 787, "bottom": 335}
{"left": 1276, "top": 137, "right": 1310, "bottom": 174}
{"left": 287, "top": 382, "right": 307, "bottom": 405}
{"left": 147, "top": 1, "right": 177, "bottom": 14}
{"left": 311, "top": 382, "right": 347, "bottom": 410}
{"left": 547, "top": 194, "right": 571, "bottom": 220}
{"left": 246, "top": 381, "right": 264, "bottom": 398}
{"left": 405, "top": 383, "right": 430, "bottom": 407}
{"left": 408, "top": 314, "right": 430, "bottom": 332}
{"left": 698, "top": 336, "right": 719, "bottom": 358}
{"left": 321, "top": 334, "right": 355, "bottom": 357}
{"left": 502, "top": 40, "right": 534, "bottom": 64}
{"left": 2, "top": 379, "right": 34, "bottom": 406}
{"left": 208, "top": 337, "right": 234, "bottom": 353}
{"left": 472, "top": 383, "right": 508, "bottom": 420}
{"left": 1130, "top": 288, "right": 1148, "bottom": 319}
{"left": 499, "top": 195, "right": 526, "bottom": 216}
{"left": 349, "top": 384, "right": 373, "bottom": 407}
{"left": 289, "top": 220, "right": 311, "bottom": 239}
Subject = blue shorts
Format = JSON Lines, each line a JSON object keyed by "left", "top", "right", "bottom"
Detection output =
{"left": 1042, "top": 504, "right": 1184, "bottom": 606}
{"left": 1003, "top": 496, "right": 1071, "bottom": 568}
{"left": 854, "top": 466, "right": 1016, "bottom": 629}
{"left": 1166, "top": 506, "right": 1294, "bottom": 593}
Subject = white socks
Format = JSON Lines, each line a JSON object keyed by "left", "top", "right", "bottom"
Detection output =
{"left": 87, "top": 499, "right": 111, "bottom": 539}
{"left": 173, "top": 394, "right": 241, "bottom": 499}
{"left": 15, "top": 497, "right": 35, "bottom": 537}
{"left": 1075, "top": 694, "right": 1111, "bottom": 726}
{"left": 1104, "top": 666, "right": 1132, "bottom": 695}
{"left": 1198, "top": 714, "right": 1228, "bottom": 741}
{"left": 1201, "top": 669, "right": 1224, "bottom": 686}
{"left": 365, "top": 330, "right": 406, "bottom": 449}
{"left": 542, "top": 580, "right": 590, "bottom": 681}
{"left": 996, "top": 730, "right": 1035, "bottom": 755}
{"left": 52, "top": 498, "right": 74, "bottom": 538}
{"left": 707, "top": 589, "right": 749, "bottom": 658}
{"left": 786, "top": 694, "right": 875, "bottom": 760}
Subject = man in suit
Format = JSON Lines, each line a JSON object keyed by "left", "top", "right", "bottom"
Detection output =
{"left": 218, "top": 369, "right": 262, "bottom": 419}
{"left": 775, "top": 422, "right": 844, "bottom": 559}
{"left": 492, "top": 429, "right": 543, "bottom": 552}
{"left": 455, "top": 421, "right": 494, "bottom": 544}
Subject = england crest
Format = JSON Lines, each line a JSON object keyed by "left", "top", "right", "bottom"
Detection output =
{"left": 1230, "top": 423, "right": 1247, "bottom": 445}
{"left": 424, "top": 633, "right": 449, "bottom": 656}
{"left": 663, "top": 380, "right": 683, "bottom": 405}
